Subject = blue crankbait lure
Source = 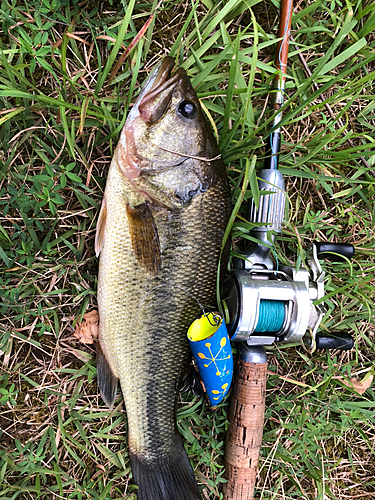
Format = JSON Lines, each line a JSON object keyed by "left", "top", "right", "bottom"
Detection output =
{"left": 187, "top": 313, "right": 233, "bottom": 406}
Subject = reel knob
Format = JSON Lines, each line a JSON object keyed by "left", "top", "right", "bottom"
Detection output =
{"left": 315, "top": 332, "right": 354, "bottom": 350}
{"left": 315, "top": 242, "right": 355, "bottom": 261}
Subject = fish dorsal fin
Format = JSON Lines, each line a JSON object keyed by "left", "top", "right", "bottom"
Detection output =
{"left": 95, "top": 197, "right": 107, "bottom": 257}
{"left": 97, "top": 341, "right": 118, "bottom": 410}
{"left": 126, "top": 202, "right": 161, "bottom": 275}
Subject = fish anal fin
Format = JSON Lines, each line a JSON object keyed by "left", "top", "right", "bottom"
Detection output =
{"left": 97, "top": 341, "right": 118, "bottom": 410}
{"left": 95, "top": 197, "right": 107, "bottom": 257}
{"left": 126, "top": 202, "right": 161, "bottom": 275}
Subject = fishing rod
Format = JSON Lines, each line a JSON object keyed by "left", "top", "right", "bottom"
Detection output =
{"left": 186, "top": 0, "right": 355, "bottom": 494}
{"left": 220, "top": 0, "right": 355, "bottom": 498}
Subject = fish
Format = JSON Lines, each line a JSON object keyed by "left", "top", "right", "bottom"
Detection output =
{"left": 95, "top": 56, "right": 231, "bottom": 500}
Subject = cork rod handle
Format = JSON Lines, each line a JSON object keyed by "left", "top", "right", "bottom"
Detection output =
{"left": 223, "top": 347, "right": 267, "bottom": 500}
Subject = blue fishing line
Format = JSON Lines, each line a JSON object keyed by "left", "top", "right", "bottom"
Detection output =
{"left": 265, "top": 170, "right": 278, "bottom": 245}
{"left": 254, "top": 299, "right": 286, "bottom": 333}
{"left": 272, "top": 246, "right": 279, "bottom": 272}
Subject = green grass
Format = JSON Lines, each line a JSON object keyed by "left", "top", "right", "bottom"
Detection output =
{"left": 0, "top": 0, "right": 375, "bottom": 498}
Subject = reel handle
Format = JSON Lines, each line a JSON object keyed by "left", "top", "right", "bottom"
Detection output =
{"left": 315, "top": 242, "right": 355, "bottom": 262}
{"left": 316, "top": 331, "right": 354, "bottom": 350}
{"left": 223, "top": 346, "right": 267, "bottom": 500}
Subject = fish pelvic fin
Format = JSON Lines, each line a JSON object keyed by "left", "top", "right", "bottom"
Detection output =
{"left": 95, "top": 197, "right": 107, "bottom": 257}
{"left": 126, "top": 202, "right": 161, "bottom": 276}
{"left": 130, "top": 436, "right": 201, "bottom": 500}
{"left": 97, "top": 341, "right": 118, "bottom": 410}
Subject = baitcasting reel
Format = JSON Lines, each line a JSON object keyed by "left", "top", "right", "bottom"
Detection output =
{"left": 223, "top": 168, "right": 355, "bottom": 351}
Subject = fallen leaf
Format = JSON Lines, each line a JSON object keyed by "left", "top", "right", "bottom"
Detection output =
{"left": 341, "top": 373, "right": 373, "bottom": 395}
{"left": 74, "top": 310, "right": 99, "bottom": 345}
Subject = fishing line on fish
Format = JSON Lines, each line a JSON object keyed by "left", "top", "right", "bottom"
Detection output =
{"left": 171, "top": 283, "right": 221, "bottom": 326}
{"left": 169, "top": 284, "right": 222, "bottom": 327}
{"left": 152, "top": 143, "right": 222, "bottom": 162}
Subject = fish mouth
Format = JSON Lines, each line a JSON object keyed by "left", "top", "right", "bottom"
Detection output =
{"left": 132, "top": 57, "right": 186, "bottom": 124}
{"left": 117, "top": 58, "right": 189, "bottom": 184}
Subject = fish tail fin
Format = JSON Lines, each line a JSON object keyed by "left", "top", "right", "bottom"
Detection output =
{"left": 130, "top": 436, "right": 201, "bottom": 500}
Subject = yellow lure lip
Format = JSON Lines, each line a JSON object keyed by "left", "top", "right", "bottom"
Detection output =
{"left": 187, "top": 313, "right": 221, "bottom": 342}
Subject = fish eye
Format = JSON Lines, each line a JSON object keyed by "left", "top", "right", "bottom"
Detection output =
{"left": 177, "top": 100, "right": 197, "bottom": 120}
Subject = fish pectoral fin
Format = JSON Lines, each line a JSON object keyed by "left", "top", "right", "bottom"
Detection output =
{"left": 95, "top": 197, "right": 107, "bottom": 257}
{"left": 97, "top": 341, "right": 118, "bottom": 410}
{"left": 126, "top": 202, "right": 161, "bottom": 275}
{"left": 131, "top": 176, "right": 185, "bottom": 211}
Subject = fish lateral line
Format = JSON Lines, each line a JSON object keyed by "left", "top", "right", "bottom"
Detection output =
{"left": 97, "top": 281, "right": 216, "bottom": 346}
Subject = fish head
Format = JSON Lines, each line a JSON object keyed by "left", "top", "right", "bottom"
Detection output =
{"left": 117, "top": 57, "right": 220, "bottom": 201}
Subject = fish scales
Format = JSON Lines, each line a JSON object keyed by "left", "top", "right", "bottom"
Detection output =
{"left": 96, "top": 57, "right": 231, "bottom": 500}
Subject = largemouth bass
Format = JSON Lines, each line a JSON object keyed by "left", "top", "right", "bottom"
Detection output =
{"left": 96, "top": 57, "right": 231, "bottom": 500}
